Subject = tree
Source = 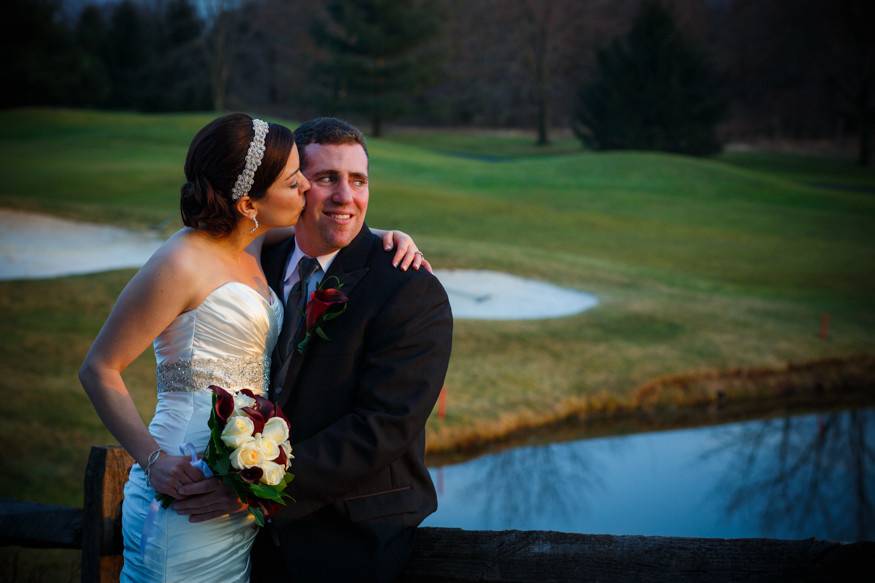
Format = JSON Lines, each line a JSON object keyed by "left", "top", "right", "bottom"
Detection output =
{"left": 820, "top": 0, "right": 875, "bottom": 166}
{"left": 573, "top": 0, "right": 724, "bottom": 155}
{"left": 202, "top": 0, "right": 242, "bottom": 111}
{"left": 1, "top": 0, "right": 95, "bottom": 107}
{"left": 313, "top": 0, "right": 441, "bottom": 137}
{"left": 138, "top": 0, "right": 211, "bottom": 111}
{"left": 104, "top": 0, "right": 151, "bottom": 108}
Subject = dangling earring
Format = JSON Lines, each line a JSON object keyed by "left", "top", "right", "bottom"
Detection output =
{"left": 249, "top": 214, "right": 259, "bottom": 233}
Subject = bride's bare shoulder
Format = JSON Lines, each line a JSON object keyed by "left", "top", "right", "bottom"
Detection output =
{"left": 141, "top": 228, "right": 214, "bottom": 281}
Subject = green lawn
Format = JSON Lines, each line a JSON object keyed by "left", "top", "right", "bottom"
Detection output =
{"left": 1, "top": 108, "right": 874, "bottom": 508}
{"left": 382, "top": 127, "right": 581, "bottom": 160}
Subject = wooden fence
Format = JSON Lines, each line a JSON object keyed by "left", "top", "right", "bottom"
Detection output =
{"left": 1, "top": 446, "right": 870, "bottom": 582}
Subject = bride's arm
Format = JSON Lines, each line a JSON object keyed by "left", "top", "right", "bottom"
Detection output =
{"left": 262, "top": 226, "right": 431, "bottom": 272}
{"left": 78, "top": 245, "right": 207, "bottom": 498}
{"left": 370, "top": 228, "right": 431, "bottom": 272}
{"left": 262, "top": 226, "right": 296, "bottom": 247}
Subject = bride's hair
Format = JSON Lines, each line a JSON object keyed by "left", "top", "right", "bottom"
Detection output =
{"left": 180, "top": 113, "right": 294, "bottom": 236}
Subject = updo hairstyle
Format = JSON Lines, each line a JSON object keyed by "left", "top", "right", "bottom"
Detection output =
{"left": 180, "top": 113, "right": 294, "bottom": 236}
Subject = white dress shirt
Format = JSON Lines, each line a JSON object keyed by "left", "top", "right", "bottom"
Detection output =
{"left": 281, "top": 242, "right": 340, "bottom": 304}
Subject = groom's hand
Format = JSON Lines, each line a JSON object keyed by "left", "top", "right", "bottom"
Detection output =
{"left": 172, "top": 477, "right": 248, "bottom": 523}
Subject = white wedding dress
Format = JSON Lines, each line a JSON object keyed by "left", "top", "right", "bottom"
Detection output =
{"left": 121, "top": 282, "right": 282, "bottom": 583}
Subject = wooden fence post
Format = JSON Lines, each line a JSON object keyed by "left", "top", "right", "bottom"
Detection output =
{"left": 81, "top": 445, "right": 133, "bottom": 583}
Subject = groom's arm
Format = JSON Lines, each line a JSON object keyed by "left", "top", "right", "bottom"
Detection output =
{"left": 274, "top": 273, "right": 452, "bottom": 524}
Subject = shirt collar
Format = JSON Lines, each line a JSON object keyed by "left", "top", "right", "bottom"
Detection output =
{"left": 284, "top": 242, "right": 340, "bottom": 284}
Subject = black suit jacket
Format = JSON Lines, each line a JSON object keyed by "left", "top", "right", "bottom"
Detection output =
{"left": 253, "top": 224, "right": 453, "bottom": 582}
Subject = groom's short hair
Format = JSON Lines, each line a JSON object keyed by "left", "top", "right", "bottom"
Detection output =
{"left": 294, "top": 117, "right": 368, "bottom": 169}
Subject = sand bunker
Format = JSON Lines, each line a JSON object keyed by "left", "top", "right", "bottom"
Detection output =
{"left": 434, "top": 269, "right": 598, "bottom": 320}
{"left": 0, "top": 209, "right": 163, "bottom": 280}
{"left": 0, "top": 209, "right": 598, "bottom": 320}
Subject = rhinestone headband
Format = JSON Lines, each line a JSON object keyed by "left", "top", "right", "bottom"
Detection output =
{"left": 231, "top": 118, "right": 269, "bottom": 201}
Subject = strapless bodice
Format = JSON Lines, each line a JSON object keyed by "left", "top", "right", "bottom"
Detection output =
{"left": 154, "top": 281, "right": 282, "bottom": 394}
{"left": 148, "top": 281, "right": 282, "bottom": 454}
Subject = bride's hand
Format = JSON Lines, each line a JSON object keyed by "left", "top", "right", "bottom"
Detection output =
{"left": 147, "top": 453, "right": 205, "bottom": 499}
{"left": 381, "top": 230, "right": 433, "bottom": 273}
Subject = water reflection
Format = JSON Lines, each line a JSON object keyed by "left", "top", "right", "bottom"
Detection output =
{"left": 699, "top": 408, "right": 873, "bottom": 542}
{"left": 424, "top": 407, "right": 875, "bottom": 542}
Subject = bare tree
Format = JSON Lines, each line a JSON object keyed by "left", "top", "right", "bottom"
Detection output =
{"left": 700, "top": 409, "right": 874, "bottom": 541}
{"left": 821, "top": 0, "right": 875, "bottom": 166}
{"left": 202, "top": 0, "right": 241, "bottom": 111}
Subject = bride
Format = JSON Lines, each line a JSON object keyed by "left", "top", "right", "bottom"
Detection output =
{"left": 78, "top": 113, "right": 427, "bottom": 582}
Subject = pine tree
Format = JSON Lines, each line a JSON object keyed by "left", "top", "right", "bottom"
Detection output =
{"left": 573, "top": 1, "right": 724, "bottom": 156}
{"left": 139, "top": 0, "right": 210, "bottom": 111}
{"left": 105, "top": 1, "right": 151, "bottom": 108}
{"left": 313, "top": 0, "right": 441, "bottom": 137}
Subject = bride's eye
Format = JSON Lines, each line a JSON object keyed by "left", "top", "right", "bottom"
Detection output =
{"left": 291, "top": 182, "right": 298, "bottom": 189}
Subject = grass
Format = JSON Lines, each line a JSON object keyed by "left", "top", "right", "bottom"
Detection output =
{"left": 382, "top": 127, "right": 581, "bottom": 160}
{"left": 1, "top": 108, "right": 874, "bottom": 510}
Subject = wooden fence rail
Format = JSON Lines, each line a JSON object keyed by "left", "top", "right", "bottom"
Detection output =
{"left": 1, "top": 446, "right": 870, "bottom": 582}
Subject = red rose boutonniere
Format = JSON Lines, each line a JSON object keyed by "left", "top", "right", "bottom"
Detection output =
{"left": 297, "top": 275, "right": 349, "bottom": 353}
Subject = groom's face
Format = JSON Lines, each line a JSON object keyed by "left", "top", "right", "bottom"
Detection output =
{"left": 295, "top": 142, "right": 369, "bottom": 256}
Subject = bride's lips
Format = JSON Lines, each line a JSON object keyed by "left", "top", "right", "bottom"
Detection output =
{"left": 323, "top": 210, "right": 354, "bottom": 225}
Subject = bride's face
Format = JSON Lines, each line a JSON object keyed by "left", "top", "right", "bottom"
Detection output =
{"left": 254, "top": 143, "right": 309, "bottom": 228}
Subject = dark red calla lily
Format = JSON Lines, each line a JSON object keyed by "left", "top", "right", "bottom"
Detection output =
{"left": 272, "top": 401, "right": 290, "bottom": 425}
{"left": 274, "top": 447, "right": 287, "bottom": 467}
{"left": 305, "top": 288, "right": 349, "bottom": 332}
{"left": 253, "top": 394, "right": 275, "bottom": 419}
{"left": 242, "top": 405, "right": 266, "bottom": 434}
{"left": 209, "top": 385, "right": 234, "bottom": 424}
{"left": 240, "top": 466, "right": 263, "bottom": 484}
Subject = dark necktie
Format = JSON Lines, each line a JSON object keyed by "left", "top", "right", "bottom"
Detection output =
{"left": 276, "top": 256, "right": 320, "bottom": 364}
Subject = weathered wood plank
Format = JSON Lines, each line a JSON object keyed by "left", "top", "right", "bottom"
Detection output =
{"left": 80, "top": 445, "right": 133, "bottom": 583}
{"left": 6, "top": 444, "right": 872, "bottom": 583}
{"left": 401, "top": 528, "right": 872, "bottom": 582}
{"left": 0, "top": 499, "right": 82, "bottom": 548}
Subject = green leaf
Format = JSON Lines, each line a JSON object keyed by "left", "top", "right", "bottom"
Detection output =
{"left": 250, "top": 506, "right": 265, "bottom": 527}
{"left": 315, "top": 327, "right": 330, "bottom": 341}
{"left": 214, "top": 455, "right": 230, "bottom": 475}
{"left": 296, "top": 333, "right": 312, "bottom": 353}
{"left": 322, "top": 303, "right": 348, "bottom": 321}
{"left": 320, "top": 275, "right": 344, "bottom": 290}
{"left": 250, "top": 483, "right": 286, "bottom": 503}
{"left": 224, "top": 475, "right": 250, "bottom": 502}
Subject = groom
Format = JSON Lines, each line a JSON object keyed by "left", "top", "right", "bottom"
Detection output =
{"left": 252, "top": 117, "right": 453, "bottom": 582}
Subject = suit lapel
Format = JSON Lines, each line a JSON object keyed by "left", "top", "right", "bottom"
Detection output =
{"left": 264, "top": 237, "right": 296, "bottom": 370}
{"left": 276, "top": 224, "right": 374, "bottom": 409}
{"left": 265, "top": 237, "right": 295, "bottom": 299}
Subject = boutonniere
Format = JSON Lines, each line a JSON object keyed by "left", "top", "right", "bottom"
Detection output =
{"left": 297, "top": 275, "right": 349, "bottom": 353}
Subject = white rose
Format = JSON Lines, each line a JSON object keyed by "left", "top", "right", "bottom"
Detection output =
{"left": 233, "top": 392, "right": 256, "bottom": 414}
{"left": 280, "top": 441, "right": 294, "bottom": 469}
{"left": 230, "top": 440, "right": 263, "bottom": 470}
{"left": 262, "top": 417, "right": 289, "bottom": 445}
{"left": 221, "top": 415, "right": 255, "bottom": 449}
{"left": 253, "top": 434, "right": 280, "bottom": 461}
{"left": 259, "top": 460, "right": 285, "bottom": 486}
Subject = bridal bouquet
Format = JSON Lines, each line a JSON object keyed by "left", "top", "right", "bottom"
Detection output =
{"left": 157, "top": 385, "right": 295, "bottom": 526}
{"left": 205, "top": 385, "right": 295, "bottom": 525}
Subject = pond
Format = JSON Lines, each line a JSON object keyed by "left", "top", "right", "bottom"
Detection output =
{"left": 424, "top": 406, "right": 875, "bottom": 543}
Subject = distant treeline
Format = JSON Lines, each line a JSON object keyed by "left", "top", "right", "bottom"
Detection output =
{"left": 4, "top": 0, "right": 873, "bottom": 163}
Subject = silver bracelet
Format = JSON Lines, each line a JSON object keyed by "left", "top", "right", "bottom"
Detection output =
{"left": 143, "top": 448, "right": 162, "bottom": 479}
